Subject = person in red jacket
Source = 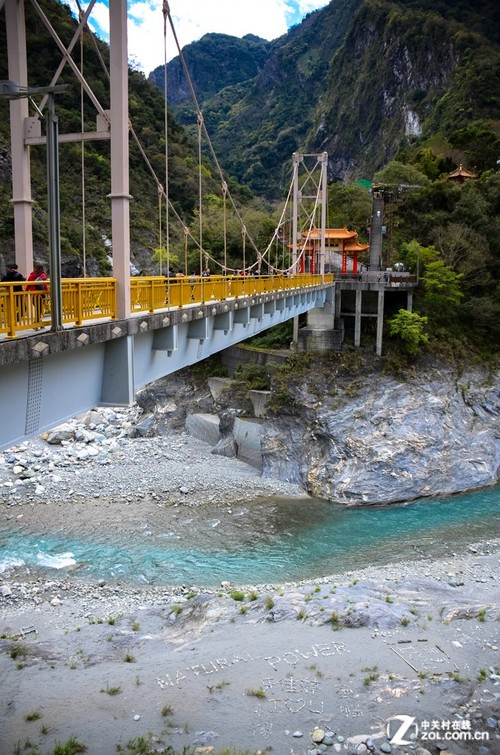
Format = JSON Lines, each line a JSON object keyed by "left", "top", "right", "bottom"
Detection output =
{"left": 26, "top": 264, "right": 48, "bottom": 328}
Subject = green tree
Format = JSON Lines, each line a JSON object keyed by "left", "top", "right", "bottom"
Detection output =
{"left": 373, "top": 160, "right": 430, "bottom": 189}
{"left": 421, "top": 259, "right": 464, "bottom": 321}
{"left": 431, "top": 222, "right": 492, "bottom": 291}
{"left": 389, "top": 309, "right": 429, "bottom": 356}
{"left": 399, "top": 240, "right": 439, "bottom": 276}
{"left": 327, "top": 183, "right": 372, "bottom": 235}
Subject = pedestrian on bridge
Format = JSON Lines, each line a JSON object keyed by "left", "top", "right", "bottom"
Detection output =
{"left": 2, "top": 263, "right": 26, "bottom": 323}
{"left": 1, "top": 263, "right": 25, "bottom": 289}
{"left": 26, "top": 264, "right": 48, "bottom": 329}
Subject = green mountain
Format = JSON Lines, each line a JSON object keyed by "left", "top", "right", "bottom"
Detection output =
{"left": 150, "top": 33, "right": 271, "bottom": 110}
{"left": 151, "top": 0, "right": 500, "bottom": 198}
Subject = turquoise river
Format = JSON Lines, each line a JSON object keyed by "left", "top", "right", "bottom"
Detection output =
{"left": 0, "top": 486, "right": 499, "bottom": 587}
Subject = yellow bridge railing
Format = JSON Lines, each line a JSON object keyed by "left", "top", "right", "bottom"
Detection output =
{"left": 0, "top": 273, "right": 333, "bottom": 339}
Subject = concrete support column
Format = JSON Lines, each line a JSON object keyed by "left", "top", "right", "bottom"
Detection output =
{"left": 5, "top": 0, "right": 34, "bottom": 276}
{"left": 407, "top": 290, "right": 413, "bottom": 313}
{"left": 376, "top": 288, "right": 385, "bottom": 356}
{"left": 334, "top": 285, "right": 341, "bottom": 321}
{"left": 101, "top": 335, "right": 135, "bottom": 405}
{"left": 354, "top": 289, "right": 362, "bottom": 347}
{"left": 292, "top": 315, "right": 299, "bottom": 346}
{"left": 109, "top": 0, "right": 131, "bottom": 318}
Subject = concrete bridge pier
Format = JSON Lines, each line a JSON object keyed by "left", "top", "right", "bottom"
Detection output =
{"left": 354, "top": 290, "right": 362, "bottom": 347}
{"left": 296, "top": 287, "right": 344, "bottom": 351}
{"left": 376, "top": 289, "right": 385, "bottom": 357}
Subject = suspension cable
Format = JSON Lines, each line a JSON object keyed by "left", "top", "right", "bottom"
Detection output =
{"left": 197, "top": 112, "right": 203, "bottom": 275}
{"left": 163, "top": 5, "right": 263, "bottom": 260}
{"left": 222, "top": 180, "right": 228, "bottom": 274}
{"left": 162, "top": 0, "right": 170, "bottom": 277}
{"left": 158, "top": 183, "right": 163, "bottom": 275}
{"left": 79, "top": 9, "right": 87, "bottom": 277}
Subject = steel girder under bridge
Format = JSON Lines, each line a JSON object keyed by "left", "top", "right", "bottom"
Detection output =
{"left": 0, "top": 281, "right": 332, "bottom": 451}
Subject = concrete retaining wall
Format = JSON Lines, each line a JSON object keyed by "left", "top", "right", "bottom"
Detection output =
{"left": 233, "top": 417, "right": 264, "bottom": 470}
{"left": 185, "top": 413, "right": 221, "bottom": 446}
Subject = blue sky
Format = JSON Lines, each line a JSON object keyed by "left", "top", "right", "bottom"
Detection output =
{"left": 70, "top": 0, "right": 329, "bottom": 75}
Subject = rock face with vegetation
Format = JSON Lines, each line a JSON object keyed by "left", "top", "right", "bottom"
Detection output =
{"left": 261, "top": 354, "right": 500, "bottom": 504}
{"left": 132, "top": 352, "right": 500, "bottom": 506}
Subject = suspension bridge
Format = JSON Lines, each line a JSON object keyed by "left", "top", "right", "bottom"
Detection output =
{"left": 0, "top": 0, "right": 415, "bottom": 451}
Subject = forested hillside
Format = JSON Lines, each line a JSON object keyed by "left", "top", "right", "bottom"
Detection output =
{"left": 153, "top": 0, "right": 500, "bottom": 199}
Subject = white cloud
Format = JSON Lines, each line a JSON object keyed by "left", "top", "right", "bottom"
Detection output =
{"left": 75, "top": 0, "right": 328, "bottom": 75}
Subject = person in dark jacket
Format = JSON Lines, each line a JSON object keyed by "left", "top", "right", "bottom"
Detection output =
{"left": 2, "top": 263, "right": 26, "bottom": 323}
{"left": 1, "top": 263, "right": 25, "bottom": 290}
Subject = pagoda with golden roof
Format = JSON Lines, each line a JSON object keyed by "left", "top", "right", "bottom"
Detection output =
{"left": 448, "top": 164, "right": 477, "bottom": 183}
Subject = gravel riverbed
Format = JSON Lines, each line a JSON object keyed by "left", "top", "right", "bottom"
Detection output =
{"left": 1, "top": 407, "right": 499, "bottom": 755}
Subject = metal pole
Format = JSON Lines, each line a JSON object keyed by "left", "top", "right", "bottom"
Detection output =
{"left": 320, "top": 151, "right": 327, "bottom": 280}
{"left": 46, "top": 91, "right": 63, "bottom": 330}
{"left": 292, "top": 152, "right": 300, "bottom": 273}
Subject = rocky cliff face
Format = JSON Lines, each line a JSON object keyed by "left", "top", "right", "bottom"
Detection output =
{"left": 261, "top": 361, "right": 500, "bottom": 504}
{"left": 135, "top": 357, "right": 500, "bottom": 506}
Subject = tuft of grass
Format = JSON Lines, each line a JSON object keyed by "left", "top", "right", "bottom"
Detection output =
{"left": 477, "top": 668, "right": 488, "bottom": 681}
{"left": 264, "top": 596, "right": 274, "bottom": 610}
{"left": 100, "top": 683, "right": 122, "bottom": 696}
{"left": 25, "top": 711, "right": 42, "bottom": 721}
{"left": 401, "top": 617, "right": 410, "bottom": 627}
{"left": 131, "top": 620, "right": 140, "bottom": 632}
{"left": 385, "top": 596, "right": 394, "bottom": 603}
{"left": 207, "top": 679, "right": 230, "bottom": 693}
{"left": 239, "top": 605, "right": 248, "bottom": 615}
{"left": 246, "top": 687, "right": 267, "bottom": 699}
{"left": 171, "top": 604, "right": 183, "bottom": 616}
{"left": 476, "top": 608, "right": 487, "bottom": 622}
{"left": 329, "top": 610, "right": 342, "bottom": 630}
{"left": 116, "top": 736, "right": 167, "bottom": 754}
{"left": 53, "top": 735, "right": 88, "bottom": 754}
{"left": 161, "top": 703, "right": 174, "bottom": 717}
{"left": 10, "top": 642, "right": 27, "bottom": 660}
{"left": 248, "top": 590, "right": 259, "bottom": 601}
{"left": 363, "top": 671, "right": 380, "bottom": 686}
{"left": 123, "top": 652, "right": 136, "bottom": 663}
{"left": 447, "top": 671, "right": 465, "bottom": 683}
{"left": 230, "top": 590, "right": 245, "bottom": 602}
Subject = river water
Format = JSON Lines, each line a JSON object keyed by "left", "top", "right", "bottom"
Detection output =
{"left": 1, "top": 486, "right": 499, "bottom": 587}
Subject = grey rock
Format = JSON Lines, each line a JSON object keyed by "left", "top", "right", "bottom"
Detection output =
{"left": 46, "top": 424, "right": 76, "bottom": 444}
{"left": 130, "top": 416, "right": 156, "bottom": 438}
{"left": 261, "top": 365, "right": 500, "bottom": 504}
{"left": 211, "top": 436, "right": 238, "bottom": 458}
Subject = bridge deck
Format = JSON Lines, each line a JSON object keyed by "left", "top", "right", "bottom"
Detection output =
{"left": 0, "top": 273, "right": 333, "bottom": 340}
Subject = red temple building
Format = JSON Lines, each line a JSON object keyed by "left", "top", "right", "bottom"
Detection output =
{"left": 296, "top": 228, "right": 369, "bottom": 274}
